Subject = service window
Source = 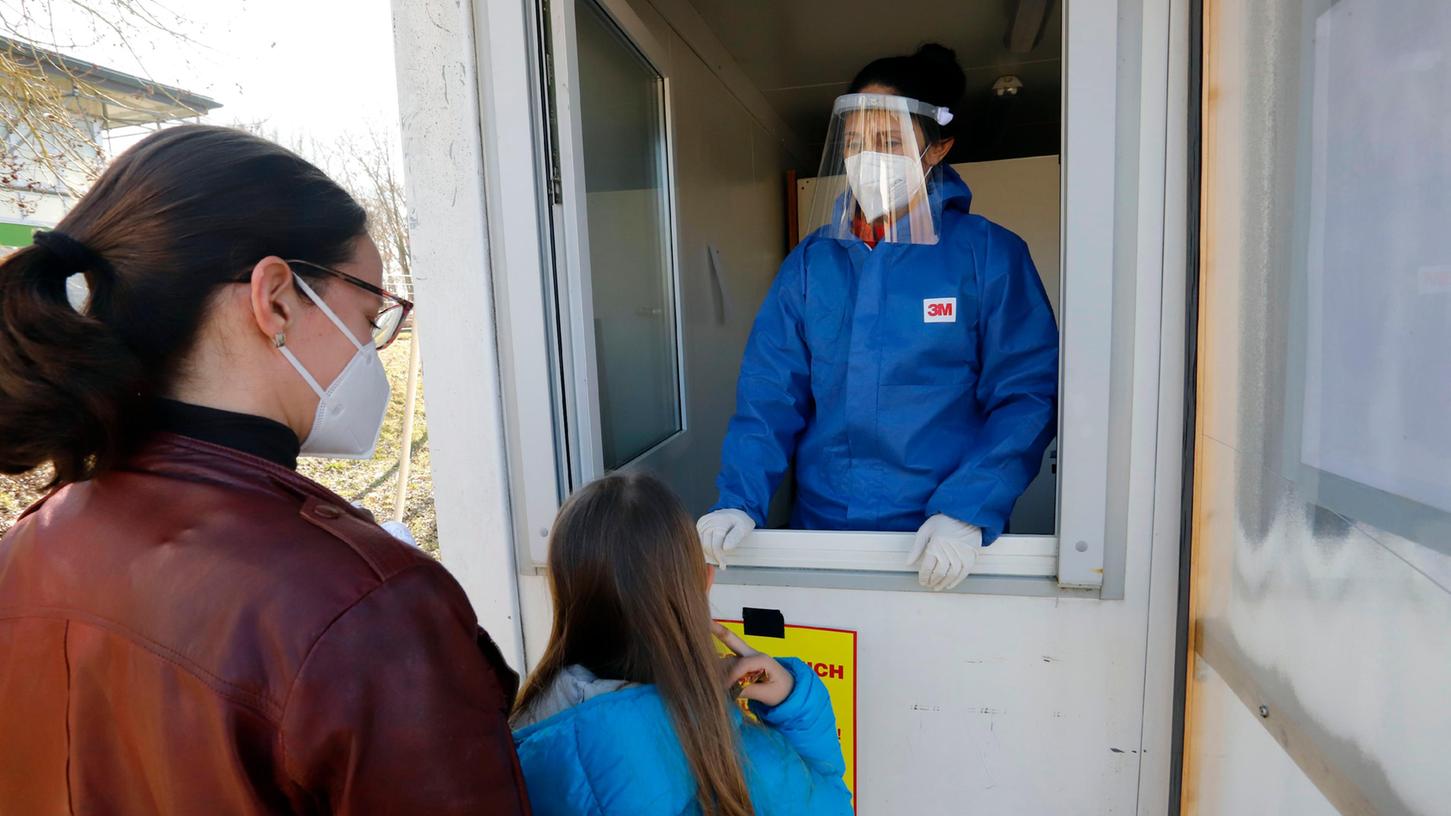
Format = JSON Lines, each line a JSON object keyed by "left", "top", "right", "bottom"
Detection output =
{"left": 502, "top": 0, "right": 1122, "bottom": 593}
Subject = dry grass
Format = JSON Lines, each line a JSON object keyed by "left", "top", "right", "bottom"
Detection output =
{"left": 0, "top": 466, "right": 51, "bottom": 529}
{"left": 0, "top": 333, "right": 438, "bottom": 553}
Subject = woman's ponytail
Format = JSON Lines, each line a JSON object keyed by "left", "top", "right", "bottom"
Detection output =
{"left": 0, "top": 238, "right": 146, "bottom": 485}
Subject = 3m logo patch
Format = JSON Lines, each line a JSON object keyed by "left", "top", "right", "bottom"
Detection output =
{"left": 923, "top": 297, "right": 957, "bottom": 323}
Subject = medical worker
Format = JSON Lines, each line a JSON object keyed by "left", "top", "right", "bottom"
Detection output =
{"left": 699, "top": 44, "right": 1059, "bottom": 591}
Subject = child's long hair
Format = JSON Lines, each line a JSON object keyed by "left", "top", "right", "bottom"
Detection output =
{"left": 514, "top": 473, "right": 752, "bottom": 816}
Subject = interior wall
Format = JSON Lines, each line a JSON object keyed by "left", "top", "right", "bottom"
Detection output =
{"left": 584, "top": 0, "right": 799, "bottom": 516}
{"left": 1186, "top": 0, "right": 1451, "bottom": 813}
{"left": 684, "top": 0, "right": 1063, "bottom": 163}
{"left": 953, "top": 157, "right": 1062, "bottom": 317}
{"left": 956, "top": 157, "right": 1062, "bottom": 535}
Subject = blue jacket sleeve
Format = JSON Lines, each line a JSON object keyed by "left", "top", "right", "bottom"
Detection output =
{"left": 712, "top": 248, "right": 813, "bottom": 525}
{"left": 927, "top": 226, "right": 1059, "bottom": 542}
{"left": 747, "top": 658, "right": 853, "bottom": 813}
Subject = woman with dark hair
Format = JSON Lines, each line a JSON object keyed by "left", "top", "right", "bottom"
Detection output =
{"left": 512, "top": 472, "right": 853, "bottom": 815}
{"left": 701, "top": 44, "right": 1060, "bottom": 591}
{"left": 0, "top": 125, "right": 528, "bottom": 813}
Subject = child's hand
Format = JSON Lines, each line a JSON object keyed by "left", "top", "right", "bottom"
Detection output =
{"left": 713, "top": 623, "right": 794, "bottom": 707}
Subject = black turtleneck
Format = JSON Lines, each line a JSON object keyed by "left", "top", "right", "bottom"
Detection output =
{"left": 153, "top": 399, "right": 302, "bottom": 470}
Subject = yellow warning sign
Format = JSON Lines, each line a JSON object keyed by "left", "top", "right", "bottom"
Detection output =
{"left": 715, "top": 620, "right": 857, "bottom": 809}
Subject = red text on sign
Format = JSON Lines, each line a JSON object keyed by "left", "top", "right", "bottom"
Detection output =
{"left": 813, "top": 662, "right": 846, "bottom": 680}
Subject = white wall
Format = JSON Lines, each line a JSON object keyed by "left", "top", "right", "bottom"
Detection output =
{"left": 390, "top": 0, "right": 528, "bottom": 665}
{"left": 1186, "top": 0, "right": 1451, "bottom": 812}
{"left": 579, "top": 0, "right": 801, "bottom": 517}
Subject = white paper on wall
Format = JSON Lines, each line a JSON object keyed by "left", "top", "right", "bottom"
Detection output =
{"left": 1301, "top": 0, "right": 1451, "bottom": 514}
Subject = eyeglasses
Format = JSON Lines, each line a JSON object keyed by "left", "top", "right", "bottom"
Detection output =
{"left": 238, "top": 259, "right": 415, "bottom": 350}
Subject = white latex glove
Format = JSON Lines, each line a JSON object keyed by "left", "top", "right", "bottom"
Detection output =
{"left": 380, "top": 519, "right": 418, "bottom": 547}
{"left": 906, "top": 514, "right": 981, "bottom": 591}
{"left": 696, "top": 509, "right": 756, "bottom": 569}
{"left": 351, "top": 502, "right": 418, "bottom": 547}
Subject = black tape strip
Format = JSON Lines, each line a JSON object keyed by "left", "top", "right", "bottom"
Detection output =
{"left": 741, "top": 607, "right": 786, "bottom": 639}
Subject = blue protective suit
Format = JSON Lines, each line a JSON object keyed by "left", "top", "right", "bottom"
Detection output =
{"left": 711, "top": 166, "right": 1058, "bottom": 542}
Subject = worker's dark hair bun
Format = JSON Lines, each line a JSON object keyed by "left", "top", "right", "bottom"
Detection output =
{"left": 909, "top": 44, "right": 967, "bottom": 105}
{"left": 848, "top": 42, "right": 967, "bottom": 133}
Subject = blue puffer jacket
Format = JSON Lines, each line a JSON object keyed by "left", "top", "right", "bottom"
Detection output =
{"left": 513, "top": 658, "right": 853, "bottom": 815}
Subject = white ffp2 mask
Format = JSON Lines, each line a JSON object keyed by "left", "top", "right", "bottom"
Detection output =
{"left": 280, "top": 276, "right": 391, "bottom": 459}
{"left": 844, "top": 151, "right": 927, "bottom": 222}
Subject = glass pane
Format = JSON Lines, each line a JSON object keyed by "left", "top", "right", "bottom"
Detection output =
{"left": 1295, "top": 0, "right": 1451, "bottom": 527}
{"left": 574, "top": 0, "right": 681, "bottom": 469}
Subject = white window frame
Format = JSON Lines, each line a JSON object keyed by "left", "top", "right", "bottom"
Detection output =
{"left": 487, "top": 0, "right": 1124, "bottom": 592}
{"left": 1054, "top": 0, "right": 1118, "bottom": 589}
{"left": 729, "top": 532, "right": 1060, "bottom": 578}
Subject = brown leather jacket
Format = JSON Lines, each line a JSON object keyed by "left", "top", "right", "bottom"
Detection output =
{"left": 0, "top": 435, "right": 530, "bottom": 814}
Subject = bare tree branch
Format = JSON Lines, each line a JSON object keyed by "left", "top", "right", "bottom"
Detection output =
{"left": 325, "top": 128, "right": 412, "bottom": 299}
{"left": 231, "top": 120, "right": 414, "bottom": 302}
{"left": 1, "top": 0, "right": 203, "bottom": 215}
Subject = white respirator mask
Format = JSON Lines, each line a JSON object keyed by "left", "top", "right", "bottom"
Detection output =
{"left": 278, "top": 275, "right": 391, "bottom": 459}
{"left": 844, "top": 150, "right": 929, "bottom": 222}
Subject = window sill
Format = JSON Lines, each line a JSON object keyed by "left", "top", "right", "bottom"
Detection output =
{"left": 724, "top": 530, "right": 1058, "bottom": 577}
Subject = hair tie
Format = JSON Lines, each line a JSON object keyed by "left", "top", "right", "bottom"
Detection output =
{"left": 32, "top": 230, "right": 112, "bottom": 278}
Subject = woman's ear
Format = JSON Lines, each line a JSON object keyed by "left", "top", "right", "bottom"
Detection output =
{"left": 247, "top": 256, "right": 298, "bottom": 343}
{"left": 925, "top": 136, "right": 956, "bottom": 170}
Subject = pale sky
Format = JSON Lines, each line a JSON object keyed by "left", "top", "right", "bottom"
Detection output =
{"left": 13, "top": 0, "right": 403, "bottom": 152}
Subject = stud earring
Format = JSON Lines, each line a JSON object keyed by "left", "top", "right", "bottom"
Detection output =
{"left": 274, "top": 332, "right": 287, "bottom": 348}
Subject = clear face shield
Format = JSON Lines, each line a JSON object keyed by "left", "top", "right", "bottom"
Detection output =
{"left": 803, "top": 93, "right": 955, "bottom": 246}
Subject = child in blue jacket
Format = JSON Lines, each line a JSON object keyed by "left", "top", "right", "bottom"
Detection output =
{"left": 512, "top": 472, "right": 854, "bottom": 815}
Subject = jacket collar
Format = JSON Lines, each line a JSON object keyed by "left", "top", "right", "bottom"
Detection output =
{"left": 122, "top": 433, "right": 357, "bottom": 512}
{"left": 936, "top": 163, "right": 974, "bottom": 214}
{"left": 511, "top": 665, "right": 636, "bottom": 730}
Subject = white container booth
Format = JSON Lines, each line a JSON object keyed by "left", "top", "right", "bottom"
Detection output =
{"left": 391, "top": 0, "right": 1192, "bottom": 811}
